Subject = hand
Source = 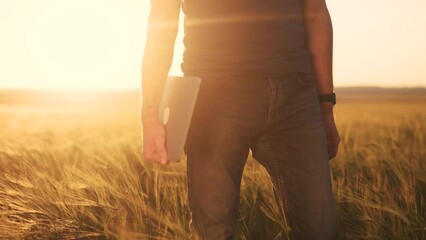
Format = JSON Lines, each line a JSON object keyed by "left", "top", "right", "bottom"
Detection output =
{"left": 141, "top": 118, "right": 169, "bottom": 165}
{"left": 321, "top": 103, "right": 340, "bottom": 159}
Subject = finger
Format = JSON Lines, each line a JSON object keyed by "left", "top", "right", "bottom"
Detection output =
{"left": 328, "top": 146, "right": 338, "bottom": 159}
{"left": 142, "top": 143, "right": 162, "bottom": 163}
{"left": 154, "top": 137, "right": 168, "bottom": 165}
{"left": 327, "top": 138, "right": 340, "bottom": 160}
{"left": 142, "top": 149, "right": 156, "bottom": 162}
{"left": 144, "top": 152, "right": 165, "bottom": 165}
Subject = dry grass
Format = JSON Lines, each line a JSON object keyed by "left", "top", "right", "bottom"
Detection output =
{"left": 0, "top": 91, "right": 425, "bottom": 239}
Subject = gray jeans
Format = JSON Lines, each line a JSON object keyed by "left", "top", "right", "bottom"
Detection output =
{"left": 185, "top": 73, "right": 336, "bottom": 240}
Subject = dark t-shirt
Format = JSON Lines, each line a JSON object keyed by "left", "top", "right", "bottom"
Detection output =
{"left": 181, "top": 0, "right": 313, "bottom": 78}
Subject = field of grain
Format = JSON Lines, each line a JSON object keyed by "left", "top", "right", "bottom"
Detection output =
{"left": 0, "top": 90, "right": 425, "bottom": 240}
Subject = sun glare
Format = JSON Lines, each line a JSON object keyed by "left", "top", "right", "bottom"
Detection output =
{"left": 27, "top": 0, "right": 135, "bottom": 90}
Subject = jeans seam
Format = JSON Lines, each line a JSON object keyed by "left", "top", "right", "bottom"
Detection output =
{"left": 187, "top": 157, "right": 200, "bottom": 238}
{"left": 263, "top": 137, "right": 285, "bottom": 204}
{"left": 267, "top": 78, "right": 276, "bottom": 126}
{"left": 261, "top": 136, "right": 291, "bottom": 238}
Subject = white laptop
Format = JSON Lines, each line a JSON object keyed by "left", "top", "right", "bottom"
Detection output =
{"left": 159, "top": 76, "right": 201, "bottom": 162}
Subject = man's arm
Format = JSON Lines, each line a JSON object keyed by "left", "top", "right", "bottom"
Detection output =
{"left": 301, "top": 0, "right": 340, "bottom": 159}
{"left": 141, "top": 0, "right": 181, "bottom": 164}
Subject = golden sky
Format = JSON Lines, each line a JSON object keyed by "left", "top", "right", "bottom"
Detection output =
{"left": 0, "top": 0, "right": 425, "bottom": 90}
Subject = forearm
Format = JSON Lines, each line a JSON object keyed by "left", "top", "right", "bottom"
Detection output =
{"left": 141, "top": 0, "right": 181, "bottom": 123}
{"left": 303, "top": 2, "right": 334, "bottom": 95}
{"left": 142, "top": 37, "right": 176, "bottom": 123}
{"left": 302, "top": 0, "right": 340, "bottom": 159}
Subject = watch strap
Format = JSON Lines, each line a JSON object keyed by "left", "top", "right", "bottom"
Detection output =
{"left": 317, "top": 93, "right": 336, "bottom": 105}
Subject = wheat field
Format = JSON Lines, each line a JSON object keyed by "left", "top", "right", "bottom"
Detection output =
{"left": 0, "top": 90, "right": 425, "bottom": 240}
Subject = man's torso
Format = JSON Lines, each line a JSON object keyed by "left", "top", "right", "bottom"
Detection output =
{"left": 181, "top": 0, "right": 312, "bottom": 78}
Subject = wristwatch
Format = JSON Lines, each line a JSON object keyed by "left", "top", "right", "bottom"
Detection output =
{"left": 317, "top": 93, "right": 336, "bottom": 105}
